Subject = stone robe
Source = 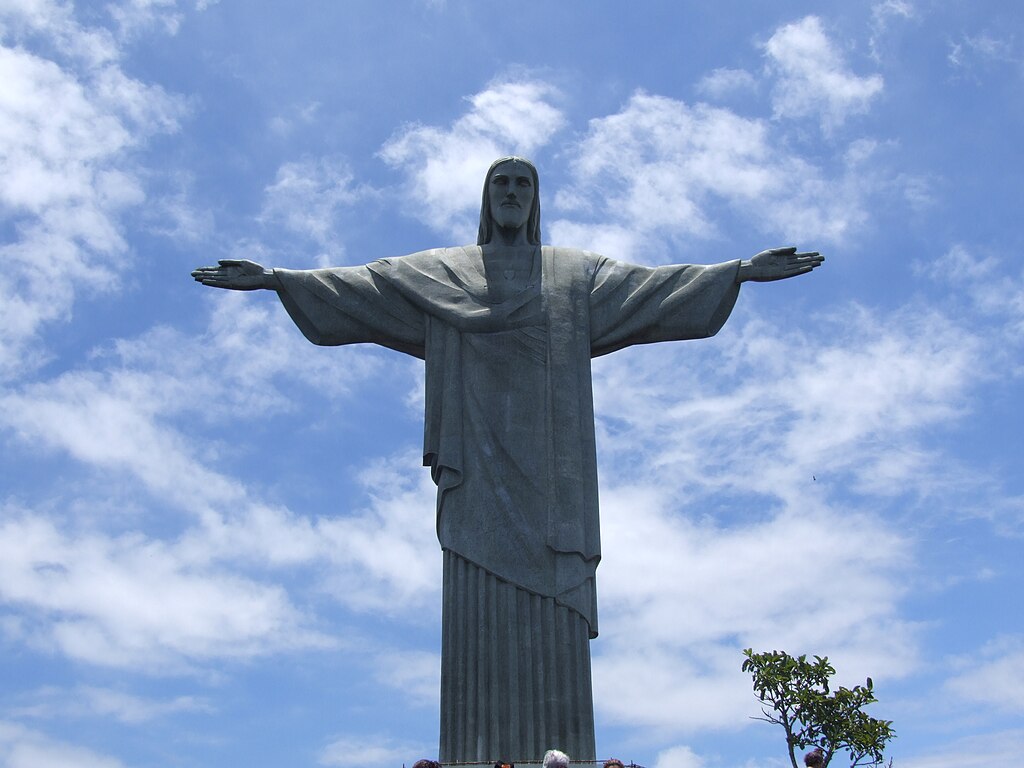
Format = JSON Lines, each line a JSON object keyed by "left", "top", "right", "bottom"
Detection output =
{"left": 273, "top": 246, "right": 740, "bottom": 763}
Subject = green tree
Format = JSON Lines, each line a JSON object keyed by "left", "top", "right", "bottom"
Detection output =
{"left": 742, "top": 649, "right": 895, "bottom": 768}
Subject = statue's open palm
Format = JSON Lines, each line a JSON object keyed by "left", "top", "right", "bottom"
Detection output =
{"left": 739, "top": 247, "right": 824, "bottom": 283}
{"left": 191, "top": 259, "right": 271, "bottom": 290}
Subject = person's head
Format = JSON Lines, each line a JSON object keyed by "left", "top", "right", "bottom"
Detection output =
{"left": 493, "top": 762, "right": 515, "bottom": 768}
{"left": 604, "top": 760, "right": 626, "bottom": 768}
{"left": 411, "top": 760, "right": 441, "bottom": 768}
{"left": 477, "top": 156, "right": 541, "bottom": 246}
{"left": 804, "top": 747, "right": 825, "bottom": 768}
{"left": 542, "top": 749, "right": 570, "bottom": 768}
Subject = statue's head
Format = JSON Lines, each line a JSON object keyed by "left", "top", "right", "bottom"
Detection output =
{"left": 477, "top": 156, "right": 541, "bottom": 245}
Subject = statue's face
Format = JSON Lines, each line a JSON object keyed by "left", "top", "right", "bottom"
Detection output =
{"left": 487, "top": 160, "right": 535, "bottom": 232}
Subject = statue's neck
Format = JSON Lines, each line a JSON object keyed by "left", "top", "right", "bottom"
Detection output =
{"left": 481, "top": 243, "right": 538, "bottom": 261}
{"left": 489, "top": 223, "right": 531, "bottom": 246}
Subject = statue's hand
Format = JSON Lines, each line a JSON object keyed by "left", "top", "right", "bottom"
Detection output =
{"left": 737, "top": 247, "right": 824, "bottom": 283}
{"left": 191, "top": 259, "right": 275, "bottom": 290}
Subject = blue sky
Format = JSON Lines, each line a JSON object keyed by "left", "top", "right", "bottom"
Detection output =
{"left": 1, "top": 1, "right": 1022, "bottom": 767}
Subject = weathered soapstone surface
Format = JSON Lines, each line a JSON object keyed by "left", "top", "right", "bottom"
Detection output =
{"left": 192, "top": 157, "right": 823, "bottom": 765}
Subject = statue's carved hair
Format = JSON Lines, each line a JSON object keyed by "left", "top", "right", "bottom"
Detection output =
{"left": 477, "top": 156, "right": 542, "bottom": 246}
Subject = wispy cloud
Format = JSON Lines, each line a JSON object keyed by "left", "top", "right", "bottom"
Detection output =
{"left": 11, "top": 685, "right": 213, "bottom": 724}
{"left": 948, "top": 33, "right": 1020, "bottom": 71}
{"left": 373, "top": 649, "right": 441, "bottom": 707}
{"left": 379, "top": 77, "right": 565, "bottom": 241}
{"left": 917, "top": 246, "right": 1024, "bottom": 369}
{"left": 764, "top": 16, "right": 883, "bottom": 132}
{"left": 318, "top": 734, "right": 430, "bottom": 768}
{"left": 946, "top": 635, "right": 1024, "bottom": 713}
{"left": 106, "top": 0, "right": 184, "bottom": 39}
{"left": 870, "top": 1, "right": 916, "bottom": 60}
{"left": 696, "top": 67, "right": 758, "bottom": 100}
{"left": 259, "top": 156, "right": 373, "bottom": 257}
{"left": 0, "top": 720, "right": 128, "bottom": 768}
{"left": 900, "top": 729, "right": 1024, "bottom": 768}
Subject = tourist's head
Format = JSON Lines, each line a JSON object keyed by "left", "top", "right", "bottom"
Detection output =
{"left": 542, "top": 749, "right": 570, "bottom": 768}
{"left": 478, "top": 156, "right": 541, "bottom": 245}
{"left": 412, "top": 760, "right": 441, "bottom": 768}
{"left": 804, "top": 747, "right": 825, "bottom": 768}
{"left": 494, "top": 761, "right": 515, "bottom": 768}
{"left": 604, "top": 760, "right": 626, "bottom": 768}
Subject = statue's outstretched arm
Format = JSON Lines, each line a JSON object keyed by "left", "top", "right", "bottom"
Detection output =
{"left": 191, "top": 259, "right": 280, "bottom": 291}
{"left": 737, "top": 247, "right": 824, "bottom": 283}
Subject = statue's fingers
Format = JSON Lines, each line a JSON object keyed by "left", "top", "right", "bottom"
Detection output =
{"left": 218, "top": 259, "right": 244, "bottom": 266}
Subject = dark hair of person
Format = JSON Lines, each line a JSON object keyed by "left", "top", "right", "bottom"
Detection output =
{"left": 412, "top": 760, "right": 442, "bottom": 768}
{"left": 804, "top": 747, "right": 825, "bottom": 768}
{"left": 477, "top": 156, "right": 542, "bottom": 246}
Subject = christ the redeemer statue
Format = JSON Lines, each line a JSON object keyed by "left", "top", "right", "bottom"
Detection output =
{"left": 193, "top": 157, "right": 823, "bottom": 765}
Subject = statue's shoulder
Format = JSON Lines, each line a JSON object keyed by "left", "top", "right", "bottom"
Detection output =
{"left": 377, "top": 246, "right": 480, "bottom": 269}
{"left": 545, "top": 246, "right": 607, "bottom": 277}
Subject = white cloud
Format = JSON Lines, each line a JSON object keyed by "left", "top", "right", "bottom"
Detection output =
{"left": 379, "top": 78, "right": 565, "bottom": 241}
{"left": 0, "top": 720, "right": 128, "bottom": 768}
{"left": 0, "top": 511, "right": 331, "bottom": 670}
{"left": 918, "top": 246, "right": 1024, "bottom": 360}
{"left": 259, "top": 156, "right": 371, "bottom": 253}
{"left": 0, "top": 292, "right": 437, "bottom": 671}
{"left": 553, "top": 91, "right": 878, "bottom": 250}
{"left": 0, "top": 446, "right": 440, "bottom": 672}
{"left": 592, "top": 302, "right": 980, "bottom": 507}
{"left": 0, "top": 7, "right": 185, "bottom": 379}
{"left": 593, "top": 501, "right": 915, "bottom": 733}
{"left": 870, "top": 1, "right": 916, "bottom": 60}
{"left": 654, "top": 745, "right": 705, "bottom": 768}
{"left": 946, "top": 636, "right": 1024, "bottom": 713}
{"left": 318, "top": 735, "right": 428, "bottom": 768}
{"left": 268, "top": 100, "right": 321, "bottom": 137}
{"left": 696, "top": 67, "right": 757, "bottom": 99}
{"left": 588, "top": 299, "right": 986, "bottom": 734}
{"left": 146, "top": 173, "right": 216, "bottom": 243}
{"left": 12, "top": 685, "right": 213, "bottom": 723}
{"left": 0, "top": 294, "right": 383, "bottom": 511}
{"left": 901, "top": 729, "right": 1024, "bottom": 768}
{"left": 764, "top": 16, "right": 883, "bottom": 132}
{"left": 315, "top": 453, "right": 441, "bottom": 614}
{"left": 0, "top": 0, "right": 119, "bottom": 66}
{"left": 106, "top": 0, "right": 183, "bottom": 39}
{"left": 948, "top": 34, "right": 1019, "bottom": 70}
{"left": 373, "top": 649, "right": 441, "bottom": 707}
{"left": 168, "top": 450, "right": 440, "bottom": 616}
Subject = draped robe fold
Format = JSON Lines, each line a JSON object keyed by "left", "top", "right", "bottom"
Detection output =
{"left": 273, "top": 246, "right": 740, "bottom": 764}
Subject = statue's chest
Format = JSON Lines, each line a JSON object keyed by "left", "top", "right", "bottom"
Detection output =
{"left": 481, "top": 248, "right": 539, "bottom": 304}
